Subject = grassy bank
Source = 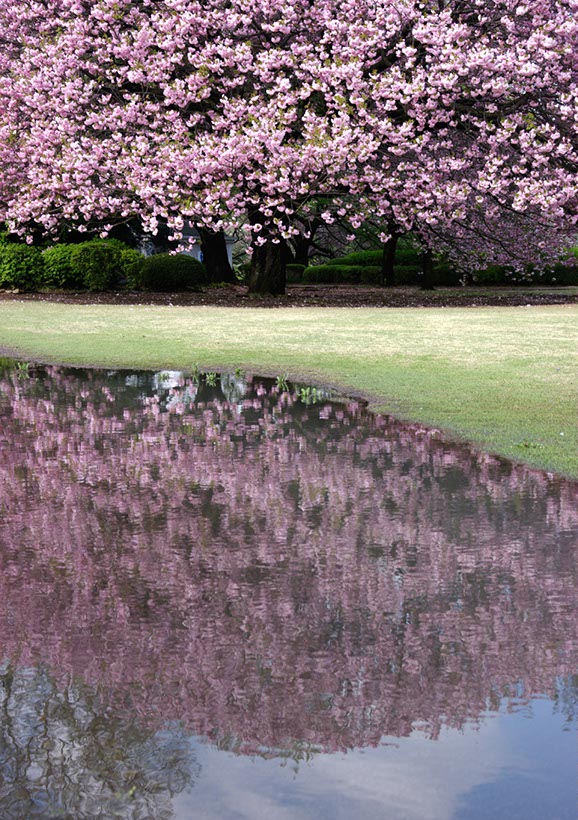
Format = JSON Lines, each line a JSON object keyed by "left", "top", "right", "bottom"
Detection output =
{"left": 0, "top": 301, "right": 576, "bottom": 477}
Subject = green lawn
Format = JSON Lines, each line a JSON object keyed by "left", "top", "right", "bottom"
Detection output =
{"left": 0, "top": 301, "right": 576, "bottom": 477}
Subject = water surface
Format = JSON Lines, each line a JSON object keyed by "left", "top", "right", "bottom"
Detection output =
{"left": 0, "top": 361, "right": 576, "bottom": 818}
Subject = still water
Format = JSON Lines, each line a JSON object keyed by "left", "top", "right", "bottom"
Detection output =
{"left": 0, "top": 360, "right": 576, "bottom": 819}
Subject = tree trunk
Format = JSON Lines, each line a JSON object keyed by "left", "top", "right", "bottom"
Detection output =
{"left": 198, "top": 228, "right": 235, "bottom": 284}
{"left": 292, "top": 235, "right": 311, "bottom": 268}
{"left": 381, "top": 233, "right": 399, "bottom": 287}
{"left": 248, "top": 238, "right": 287, "bottom": 295}
{"left": 420, "top": 249, "right": 436, "bottom": 290}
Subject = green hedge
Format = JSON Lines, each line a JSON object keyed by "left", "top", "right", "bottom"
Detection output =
{"left": 42, "top": 244, "right": 83, "bottom": 289}
{"left": 137, "top": 253, "right": 207, "bottom": 291}
{"left": 120, "top": 248, "right": 145, "bottom": 289}
{"left": 69, "top": 240, "right": 122, "bottom": 291}
{"left": 331, "top": 250, "right": 383, "bottom": 267}
{"left": 474, "top": 263, "right": 578, "bottom": 286}
{"left": 286, "top": 263, "right": 306, "bottom": 283}
{"left": 331, "top": 244, "right": 422, "bottom": 269}
{"left": 42, "top": 240, "right": 145, "bottom": 291}
{"left": 0, "top": 244, "right": 44, "bottom": 291}
{"left": 360, "top": 266, "right": 383, "bottom": 285}
{"left": 302, "top": 264, "right": 382, "bottom": 284}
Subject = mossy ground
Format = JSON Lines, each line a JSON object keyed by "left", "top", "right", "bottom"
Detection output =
{"left": 0, "top": 301, "right": 575, "bottom": 476}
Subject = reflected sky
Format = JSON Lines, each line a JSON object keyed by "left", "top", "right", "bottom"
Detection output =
{"left": 0, "top": 361, "right": 576, "bottom": 818}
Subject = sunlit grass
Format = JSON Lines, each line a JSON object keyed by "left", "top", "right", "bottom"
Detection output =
{"left": 0, "top": 301, "right": 576, "bottom": 476}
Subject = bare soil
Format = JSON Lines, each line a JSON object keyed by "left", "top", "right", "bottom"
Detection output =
{"left": 1, "top": 284, "right": 577, "bottom": 308}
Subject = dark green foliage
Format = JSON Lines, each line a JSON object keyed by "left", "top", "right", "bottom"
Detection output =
{"left": 42, "top": 244, "right": 83, "bottom": 289}
{"left": 286, "top": 263, "right": 306, "bottom": 283}
{"left": 303, "top": 264, "right": 368, "bottom": 283}
{"left": 474, "top": 265, "right": 508, "bottom": 286}
{"left": 432, "top": 260, "right": 463, "bottom": 287}
{"left": 394, "top": 265, "right": 423, "bottom": 285}
{"left": 330, "top": 241, "right": 422, "bottom": 271}
{"left": 119, "top": 248, "right": 145, "bottom": 289}
{"left": 69, "top": 240, "right": 122, "bottom": 291}
{"left": 42, "top": 240, "right": 142, "bottom": 291}
{"left": 547, "top": 262, "right": 578, "bottom": 286}
{"left": 395, "top": 242, "right": 422, "bottom": 266}
{"left": 474, "top": 262, "right": 578, "bottom": 286}
{"left": 331, "top": 250, "right": 383, "bottom": 267}
{"left": 0, "top": 244, "right": 44, "bottom": 291}
{"left": 360, "top": 266, "right": 383, "bottom": 285}
{"left": 235, "top": 261, "right": 251, "bottom": 283}
{"left": 138, "top": 253, "right": 207, "bottom": 291}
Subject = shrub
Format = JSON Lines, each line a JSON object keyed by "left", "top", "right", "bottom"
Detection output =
{"left": 69, "top": 240, "right": 122, "bottom": 291}
{"left": 119, "top": 248, "right": 145, "bottom": 289}
{"left": 471, "top": 261, "right": 578, "bottom": 286}
{"left": 473, "top": 265, "right": 509, "bottom": 286}
{"left": 545, "top": 262, "right": 578, "bottom": 286}
{"left": 42, "top": 244, "right": 84, "bottom": 289}
{"left": 434, "top": 260, "right": 463, "bottom": 286}
{"left": 286, "top": 263, "right": 306, "bottom": 283}
{"left": 332, "top": 250, "right": 383, "bottom": 267}
{"left": 139, "top": 253, "right": 207, "bottom": 291}
{"left": 234, "top": 261, "right": 251, "bottom": 283}
{"left": 303, "top": 264, "right": 367, "bottom": 283}
{"left": 0, "top": 244, "right": 44, "bottom": 291}
{"left": 360, "top": 266, "right": 383, "bottom": 285}
{"left": 395, "top": 244, "right": 421, "bottom": 265}
{"left": 394, "top": 264, "right": 422, "bottom": 286}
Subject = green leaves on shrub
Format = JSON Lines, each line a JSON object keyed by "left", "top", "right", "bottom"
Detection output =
{"left": 69, "top": 240, "right": 122, "bottom": 291}
{"left": 0, "top": 244, "right": 44, "bottom": 291}
{"left": 331, "top": 250, "right": 383, "bottom": 267}
{"left": 286, "top": 263, "right": 306, "bottom": 283}
{"left": 137, "top": 253, "right": 207, "bottom": 291}
{"left": 303, "top": 264, "right": 381, "bottom": 285}
{"left": 359, "top": 266, "right": 383, "bottom": 285}
{"left": 119, "top": 248, "right": 145, "bottom": 289}
{"left": 42, "top": 244, "right": 83, "bottom": 289}
{"left": 42, "top": 240, "right": 145, "bottom": 290}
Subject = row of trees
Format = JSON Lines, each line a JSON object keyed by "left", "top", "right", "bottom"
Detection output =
{"left": 1, "top": 0, "right": 578, "bottom": 293}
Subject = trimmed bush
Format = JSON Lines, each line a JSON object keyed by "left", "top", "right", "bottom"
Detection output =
{"left": 474, "top": 261, "right": 578, "bottom": 287}
{"left": 138, "top": 253, "right": 207, "bottom": 291}
{"left": 394, "top": 264, "right": 422, "bottom": 286}
{"left": 360, "top": 266, "right": 383, "bottom": 285}
{"left": 434, "top": 260, "right": 464, "bottom": 287}
{"left": 0, "top": 244, "right": 44, "bottom": 291}
{"left": 69, "top": 240, "right": 122, "bottom": 291}
{"left": 303, "top": 264, "right": 366, "bottom": 283}
{"left": 119, "top": 248, "right": 145, "bottom": 289}
{"left": 286, "top": 263, "right": 306, "bottom": 283}
{"left": 332, "top": 250, "right": 383, "bottom": 267}
{"left": 473, "top": 265, "right": 509, "bottom": 286}
{"left": 395, "top": 244, "right": 421, "bottom": 266}
{"left": 42, "top": 244, "right": 84, "bottom": 289}
{"left": 546, "top": 262, "right": 578, "bottom": 286}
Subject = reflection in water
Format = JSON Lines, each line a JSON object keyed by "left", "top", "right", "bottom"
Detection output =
{"left": 0, "top": 362, "right": 577, "bottom": 817}
{"left": 0, "top": 664, "right": 198, "bottom": 819}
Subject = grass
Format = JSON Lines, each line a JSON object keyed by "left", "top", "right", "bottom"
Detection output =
{"left": 0, "top": 301, "right": 576, "bottom": 477}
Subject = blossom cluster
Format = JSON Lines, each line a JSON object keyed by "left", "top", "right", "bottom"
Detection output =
{"left": 1, "top": 0, "right": 578, "bottom": 263}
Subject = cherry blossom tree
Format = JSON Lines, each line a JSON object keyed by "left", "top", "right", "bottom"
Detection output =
{"left": 1, "top": 0, "right": 578, "bottom": 293}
